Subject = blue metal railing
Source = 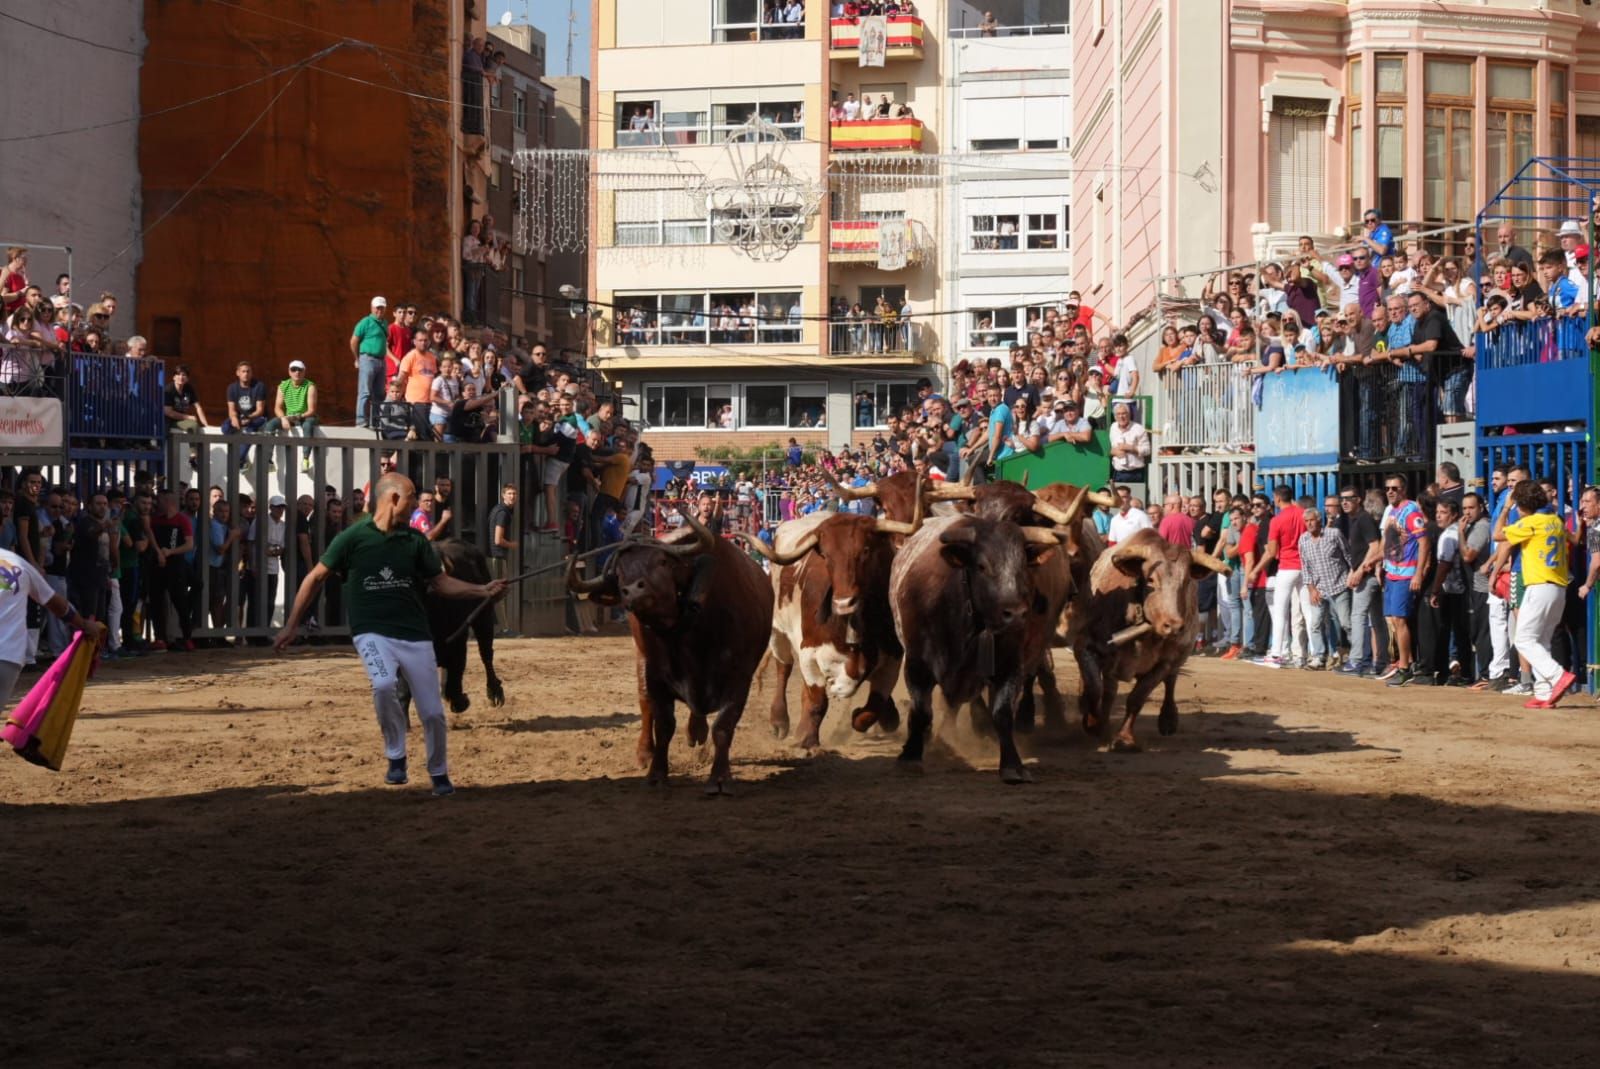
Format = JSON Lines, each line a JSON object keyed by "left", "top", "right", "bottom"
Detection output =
{"left": 1475, "top": 317, "right": 1587, "bottom": 371}
{"left": 67, "top": 350, "right": 166, "bottom": 440}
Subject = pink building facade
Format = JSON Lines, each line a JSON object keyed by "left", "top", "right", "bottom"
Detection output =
{"left": 1073, "top": 0, "right": 1600, "bottom": 326}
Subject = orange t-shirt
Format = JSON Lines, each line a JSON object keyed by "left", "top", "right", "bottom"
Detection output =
{"left": 399, "top": 350, "right": 438, "bottom": 404}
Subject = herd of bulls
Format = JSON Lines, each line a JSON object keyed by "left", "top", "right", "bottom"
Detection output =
{"left": 566, "top": 471, "right": 1232, "bottom": 793}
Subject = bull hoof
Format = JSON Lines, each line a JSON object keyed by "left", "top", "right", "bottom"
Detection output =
{"left": 703, "top": 777, "right": 733, "bottom": 797}
{"left": 646, "top": 766, "right": 668, "bottom": 787}
{"left": 1083, "top": 714, "right": 1105, "bottom": 737}
{"left": 1000, "top": 765, "right": 1034, "bottom": 785}
{"left": 1110, "top": 737, "right": 1142, "bottom": 754}
{"left": 635, "top": 745, "right": 652, "bottom": 770}
{"left": 687, "top": 715, "right": 709, "bottom": 747}
{"left": 487, "top": 685, "right": 505, "bottom": 708}
{"left": 448, "top": 694, "right": 471, "bottom": 714}
{"left": 1158, "top": 708, "right": 1178, "bottom": 736}
{"left": 850, "top": 707, "right": 878, "bottom": 732}
{"left": 895, "top": 754, "right": 924, "bottom": 774}
{"left": 876, "top": 706, "right": 901, "bottom": 733}
{"left": 797, "top": 733, "right": 822, "bottom": 753}
{"left": 770, "top": 717, "right": 791, "bottom": 740}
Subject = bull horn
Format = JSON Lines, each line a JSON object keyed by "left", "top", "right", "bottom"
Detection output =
{"left": 926, "top": 483, "right": 977, "bottom": 502}
{"left": 959, "top": 458, "right": 977, "bottom": 486}
{"left": 876, "top": 473, "right": 926, "bottom": 536}
{"left": 1086, "top": 490, "right": 1116, "bottom": 508}
{"left": 1020, "top": 470, "right": 1031, "bottom": 489}
{"left": 1020, "top": 526, "right": 1070, "bottom": 545}
{"left": 1189, "top": 548, "right": 1233, "bottom": 576}
{"left": 821, "top": 465, "right": 877, "bottom": 502}
{"left": 1111, "top": 539, "right": 1163, "bottom": 568}
{"left": 735, "top": 530, "right": 816, "bottom": 565}
{"left": 661, "top": 505, "right": 718, "bottom": 558}
{"left": 565, "top": 551, "right": 610, "bottom": 593}
{"left": 1030, "top": 496, "right": 1079, "bottom": 528}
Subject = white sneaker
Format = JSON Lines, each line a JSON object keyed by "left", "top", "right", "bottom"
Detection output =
{"left": 1505, "top": 681, "right": 1533, "bottom": 696}
{"left": 1252, "top": 655, "right": 1283, "bottom": 669}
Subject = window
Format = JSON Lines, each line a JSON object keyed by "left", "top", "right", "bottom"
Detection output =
{"left": 1423, "top": 60, "right": 1473, "bottom": 228}
{"left": 647, "top": 385, "right": 729, "bottom": 429}
{"left": 853, "top": 381, "right": 919, "bottom": 428}
{"left": 1348, "top": 105, "right": 1363, "bottom": 223}
{"left": 614, "top": 189, "right": 715, "bottom": 247}
{"left": 1375, "top": 54, "right": 1405, "bottom": 96}
{"left": 1374, "top": 54, "right": 1405, "bottom": 223}
{"left": 1268, "top": 98, "right": 1327, "bottom": 233}
{"left": 969, "top": 210, "right": 1066, "bottom": 251}
{"left": 490, "top": 160, "right": 501, "bottom": 190}
{"left": 1579, "top": 116, "right": 1600, "bottom": 166}
{"left": 743, "top": 383, "right": 826, "bottom": 429}
{"left": 490, "top": 75, "right": 502, "bottom": 108}
{"left": 714, "top": 0, "right": 801, "bottom": 42}
{"left": 1487, "top": 63, "right": 1536, "bottom": 203}
{"left": 1551, "top": 66, "right": 1569, "bottom": 164}
{"left": 713, "top": 98, "right": 803, "bottom": 141}
{"left": 616, "top": 99, "right": 710, "bottom": 147}
{"left": 613, "top": 290, "right": 803, "bottom": 346}
{"left": 971, "top": 138, "right": 1020, "bottom": 152}
{"left": 512, "top": 256, "right": 525, "bottom": 299}
{"left": 1347, "top": 57, "right": 1362, "bottom": 97}
{"left": 964, "top": 94, "right": 1066, "bottom": 151}
{"left": 967, "top": 304, "right": 1057, "bottom": 349}
{"left": 971, "top": 214, "right": 1019, "bottom": 250}
{"left": 1488, "top": 62, "right": 1533, "bottom": 103}
{"left": 513, "top": 90, "right": 527, "bottom": 132}
{"left": 538, "top": 102, "right": 549, "bottom": 144}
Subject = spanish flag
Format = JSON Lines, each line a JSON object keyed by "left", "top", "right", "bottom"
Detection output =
{"left": 2, "top": 631, "right": 98, "bottom": 771}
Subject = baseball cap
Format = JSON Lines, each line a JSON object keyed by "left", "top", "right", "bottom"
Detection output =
{"left": 1560, "top": 219, "right": 1584, "bottom": 237}
{"left": 288, "top": 359, "right": 306, "bottom": 371}
{"left": 1063, "top": 397, "right": 1081, "bottom": 408}
{"left": 955, "top": 397, "right": 972, "bottom": 408}
{"left": 1336, "top": 254, "right": 1355, "bottom": 267}
{"left": 371, "top": 296, "right": 388, "bottom": 307}
{"left": 1577, "top": 243, "right": 1591, "bottom": 261}
{"left": 1053, "top": 400, "right": 1067, "bottom": 411}
{"left": 269, "top": 495, "right": 287, "bottom": 508}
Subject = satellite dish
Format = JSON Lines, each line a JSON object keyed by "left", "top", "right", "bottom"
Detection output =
{"left": 499, "top": 11, "right": 513, "bottom": 26}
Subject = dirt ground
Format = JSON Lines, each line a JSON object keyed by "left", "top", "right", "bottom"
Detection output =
{"left": 5, "top": 637, "right": 1600, "bottom": 1067}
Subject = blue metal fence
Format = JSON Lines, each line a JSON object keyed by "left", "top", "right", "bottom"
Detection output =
{"left": 67, "top": 352, "right": 165, "bottom": 440}
{"left": 1475, "top": 317, "right": 1586, "bottom": 371}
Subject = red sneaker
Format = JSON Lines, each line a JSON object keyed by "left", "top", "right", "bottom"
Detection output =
{"left": 1220, "top": 645, "right": 1241, "bottom": 661}
{"left": 1547, "top": 671, "right": 1578, "bottom": 707}
{"left": 148, "top": 640, "right": 168, "bottom": 652}
{"left": 1524, "top": 697, "right": 1551, "bottom": 710}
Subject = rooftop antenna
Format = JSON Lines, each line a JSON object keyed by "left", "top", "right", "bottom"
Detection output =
{"left": 565, "top": 0, "right": 576, "bottom": 74}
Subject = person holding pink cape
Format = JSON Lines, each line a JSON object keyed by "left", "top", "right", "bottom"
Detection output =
{"left": 0, "top": 544, "right": 106, "bottom": 713}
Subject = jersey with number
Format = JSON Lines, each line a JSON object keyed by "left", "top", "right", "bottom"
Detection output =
{"left": 1503, "top": 510, "right": 1570, "bottom": 588}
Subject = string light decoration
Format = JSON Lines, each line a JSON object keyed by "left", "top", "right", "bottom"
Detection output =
{"left": 687, "top": 118, "right": 825, "bottom": 261}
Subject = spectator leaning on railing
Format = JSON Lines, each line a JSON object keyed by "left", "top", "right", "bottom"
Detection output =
{"left": 350, "top": 296, "right": 390, "bottom": 430}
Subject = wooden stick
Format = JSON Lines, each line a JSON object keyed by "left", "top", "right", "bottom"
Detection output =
{"left": 1108, "top": 622, "right": 1153, "bottom": 647}
{"left": 443, "top": 543, "right": 616, "bottom": 645}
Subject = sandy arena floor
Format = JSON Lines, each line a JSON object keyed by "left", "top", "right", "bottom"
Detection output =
{"left": 4, "top": 636, "right": 1600, "bottom": 1066}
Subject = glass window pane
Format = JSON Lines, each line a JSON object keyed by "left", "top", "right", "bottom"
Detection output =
{"left": 1375, "top": 56, "right": 1405, "bottom": 95}
{"left": 1377, "top": 111, "right": 1404, "bottom": 176}
{"left": 1423, "top": 124, "right": 1445, "bottom": 220}
{"left": 789, "top": 386, "right": 826, "bottom": 428}
{"left": 1349, "top": 107, "right": 1363, "bottom": 222}
{"left": 709, "top": 385, "right": 733, "bottom": 429}
{"left": 1425, "top": 59, "right": 1471, "bottom": 98}
{"left": 1348, "top": 57, "right": 1362, "bottom": 96}
{"left": 1451, "top": 114, "right": 1473, "bottom": 222}
{"left": 1553, "top": 67, "right": 1568, "bottom": 106}
{"left": 745, "top": 385, "right": 787, "bottom": 426}
{"left": 1489, "top": 63, "right": 1533, "bottom": 102}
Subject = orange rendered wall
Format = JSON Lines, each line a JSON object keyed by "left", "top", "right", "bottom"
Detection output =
{"left": 138, "top": 0, "right": 455, "bottom": 422}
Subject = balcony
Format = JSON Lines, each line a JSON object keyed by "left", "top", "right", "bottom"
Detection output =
{"left": 1475, "top": 317, "right": 1589, "bottom": 427}
{"left": 829, "top": 15, "right": 926, "bottom": 60}
{"left": 830, "top": 117, "right": 924, "bottom": 153}
{"left": 827, "top": 319, "right": 923, "bottom": 362}
{"left": 1156, "top": 364, "right": 1255, "bottom": 452}
{"left": 827, "top": 218, "right": 932, "bottom": 265}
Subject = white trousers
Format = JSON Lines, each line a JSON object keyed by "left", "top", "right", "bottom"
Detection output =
{"left": 1513, "top": 583, "right": 1566, "bottom": 701}
{"left": 1270, "top": 569, "right": 1304, "bottom": 661}
{"left": 355, "top": 633, "right": 448, "bottom": 776}
{"left": 1487, "top": 591, "right": 1513, "bottom": 679}
{"left": 106, "top": 579, "right": 123, "bottom": 652}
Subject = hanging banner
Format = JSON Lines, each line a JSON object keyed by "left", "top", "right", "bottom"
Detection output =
{"left": 0, "top": 395, "right": 63, "bottom": 449}
{"left": 858, "top": 15, "right": 887, "bottom": 68}
{"left": 877, "top": 220, "right": 908, "bottom": 271}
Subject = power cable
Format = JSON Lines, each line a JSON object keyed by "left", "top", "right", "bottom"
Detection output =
{"left": 0, "top": 7, "right": 273, "bottom": 68}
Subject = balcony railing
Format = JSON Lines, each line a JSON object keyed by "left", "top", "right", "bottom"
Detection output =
{"left": 827, "top": 218, "right": 930, "bottom": 264}
{"left": 1, "top": 346, "right": 166, "bottom": 442}
{"left": 1155, "top": 363, "right": 1254, "bottom": 451}
{"left": 1475, "top": 316, "right": 1587, "bottom": 370}
{"left": 1474, "top": 316, "right": 1589, "bottom": 427}
{"left": 829, "top": 15, "right": 926, "bottom": 59}
{"left": 828, "top": 319, "right": 919, "bottom": 357}
{"left": 830, "top": 117, "right": 924, "bottom": 152}
{"left": 949, "top": 22, "right": 1068, "bottom": 37}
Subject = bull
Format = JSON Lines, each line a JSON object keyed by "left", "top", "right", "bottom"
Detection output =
{"left": 427, "top": 539, "right": 506, "bottom": 712}
{"left": 567, "top": 510, "right": 772, "bottom": 794}
{"left": 739, "top": 485, "right": 923, "bottom": 749}
{"left": 1066, "top": 528, "right": 1231, "bottom": 751}
{"left": 890, "top": 513, "right": 1073, "bottom": 784}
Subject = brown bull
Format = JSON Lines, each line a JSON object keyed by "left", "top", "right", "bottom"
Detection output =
{"left": 740, "top": 488, "right": 921, "bottom": 749}
{"left": 890, "top": 513, "right": 1073, "bottom": 783}
{"left": 1066, "top": 528, "right": 1231, "bottom": 751}
{"left": 568, "top": 511, "right": 772, "bottom": 794}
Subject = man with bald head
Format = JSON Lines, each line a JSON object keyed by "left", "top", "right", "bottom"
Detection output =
{"left": 276, "top": 473, "right": 506, "bottom": 796}
{"left": 1157, "top": 491, "right": 1195, "bottom": 548}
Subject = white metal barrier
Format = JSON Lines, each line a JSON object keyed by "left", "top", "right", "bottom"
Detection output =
{"left": 1155, "top": 364, "right": 1256, "bottom": 451}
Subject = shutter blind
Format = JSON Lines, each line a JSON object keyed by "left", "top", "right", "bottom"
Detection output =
{"left": 1269, "top": 98, "right": 1328, "bottom": 233}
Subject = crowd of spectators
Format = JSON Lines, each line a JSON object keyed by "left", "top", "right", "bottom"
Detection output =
{"left": 1, "top": 246, "right": 136, "bottom": 395}
{"left": 832, "top": 1, "right": 916, "bottom": 19}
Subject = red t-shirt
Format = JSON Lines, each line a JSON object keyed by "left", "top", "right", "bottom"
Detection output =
{"left": 1070, "top": 304, "right": 1097, "bottom": 333}
{"left": 1238, "top": 523, "right": 1268, "bottom": 589}
{"left": 1158, "top": 513, "right": 1195, "bottom": 548}
{"left": 386, "top": 323, "right": 412, "bottom": 381}
{"left": 1267, "top": 507, "right": 1307, "bottom": 571}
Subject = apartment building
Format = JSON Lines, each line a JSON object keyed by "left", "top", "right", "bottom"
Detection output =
{"left": 489, "top": 22, "right": 557, "bottom": 346}
{"left": 1072, "top": 0, "right": 1600, "bottom": 326}
{"left": 589, "top": 1, "right": 950, "bottom": 461}
{"left": 545, "top": 73, "right": 593, "bottom": 358}
{"left": 945, "top": 1, "right": 1072, "bottom": 364}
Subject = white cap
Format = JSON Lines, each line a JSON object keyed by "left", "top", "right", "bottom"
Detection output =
{"left": 269, "top": 495, "right": 287, "bottom": 508}
{"left": 288, "top": 359, "right": 306, "bottom": 371}
{"left": 371, "top": 296, "right": 388, "bottom": 307}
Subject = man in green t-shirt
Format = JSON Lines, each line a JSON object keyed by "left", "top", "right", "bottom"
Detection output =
{"left": 274, "top": 473, "right": 506, "bottom": 796}
{"left": 274, "top": 360, "right": 320, "bottom": 472}
{"left": 348, "top": 296, "right": 389, "bottom": 430}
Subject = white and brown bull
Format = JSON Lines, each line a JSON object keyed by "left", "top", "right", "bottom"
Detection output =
{"left": 1065, "top": 528, "right": 1231, "bottom": 752}
{"left": 740, "top": 489, "right": 922, "bottom": 750}
{"left": 567, "top": 510, "right": 772, "bottom": 794}
{"left": 890, "top": 512, "right": 1074, "bottom": 784}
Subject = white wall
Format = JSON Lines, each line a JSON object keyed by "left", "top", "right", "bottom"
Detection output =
{"left": 0, "top": 0, "right": 142, "bottom": 319}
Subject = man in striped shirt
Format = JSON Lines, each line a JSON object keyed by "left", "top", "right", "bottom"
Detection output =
{"left": 1298, "top": 506, "right": 1352, "bottom": 671}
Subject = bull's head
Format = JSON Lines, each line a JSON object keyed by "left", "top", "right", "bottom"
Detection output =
{"left": 742, "top": 479, "right": 923, "bottom": 618}
{"left": 566, "top": 508, "right": 718, "bottom": 628}
{"left": 1109, "top": 534, "right": 1231, "bottom": 638}
{"left": 939, "top": 518, "right": 1067, "bottom": 634}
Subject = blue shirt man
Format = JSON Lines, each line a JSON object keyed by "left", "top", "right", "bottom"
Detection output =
{"left": 1362, "top": 210, "right": 1395, "bottom": 258}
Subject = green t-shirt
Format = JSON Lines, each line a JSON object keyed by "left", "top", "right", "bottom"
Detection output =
{"left": 319, "top": 516, "right": 442, "bottom": 642}
{"left": 118, "top": 511, "right": 143, "bottom": 573}
{"left": 280, "top": 377, "right": 313, "bottom": 417}
{"left": 352, "top": 314, "right": 388, "bottom": 357}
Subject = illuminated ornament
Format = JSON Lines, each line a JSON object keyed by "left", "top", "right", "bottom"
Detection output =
{"left": 689, "top": 117, "right": 824, "bottom": 262}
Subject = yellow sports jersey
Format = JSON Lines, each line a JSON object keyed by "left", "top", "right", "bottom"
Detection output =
{"left": 1503, "top": 511, "right": 1570, "bottom": 587}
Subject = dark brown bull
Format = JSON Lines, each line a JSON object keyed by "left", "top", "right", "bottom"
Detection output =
{"left": 568, "top": 511, "right": 772, "bottom": 793}
{"left": 889, "top": 513, "right": 1073, "bottom": 783}
{"left": 740, "top": 487, "right": 922, "bottom": 749}
{"left": 1066, "top": 528, "right": 1231, "bottom": 751}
